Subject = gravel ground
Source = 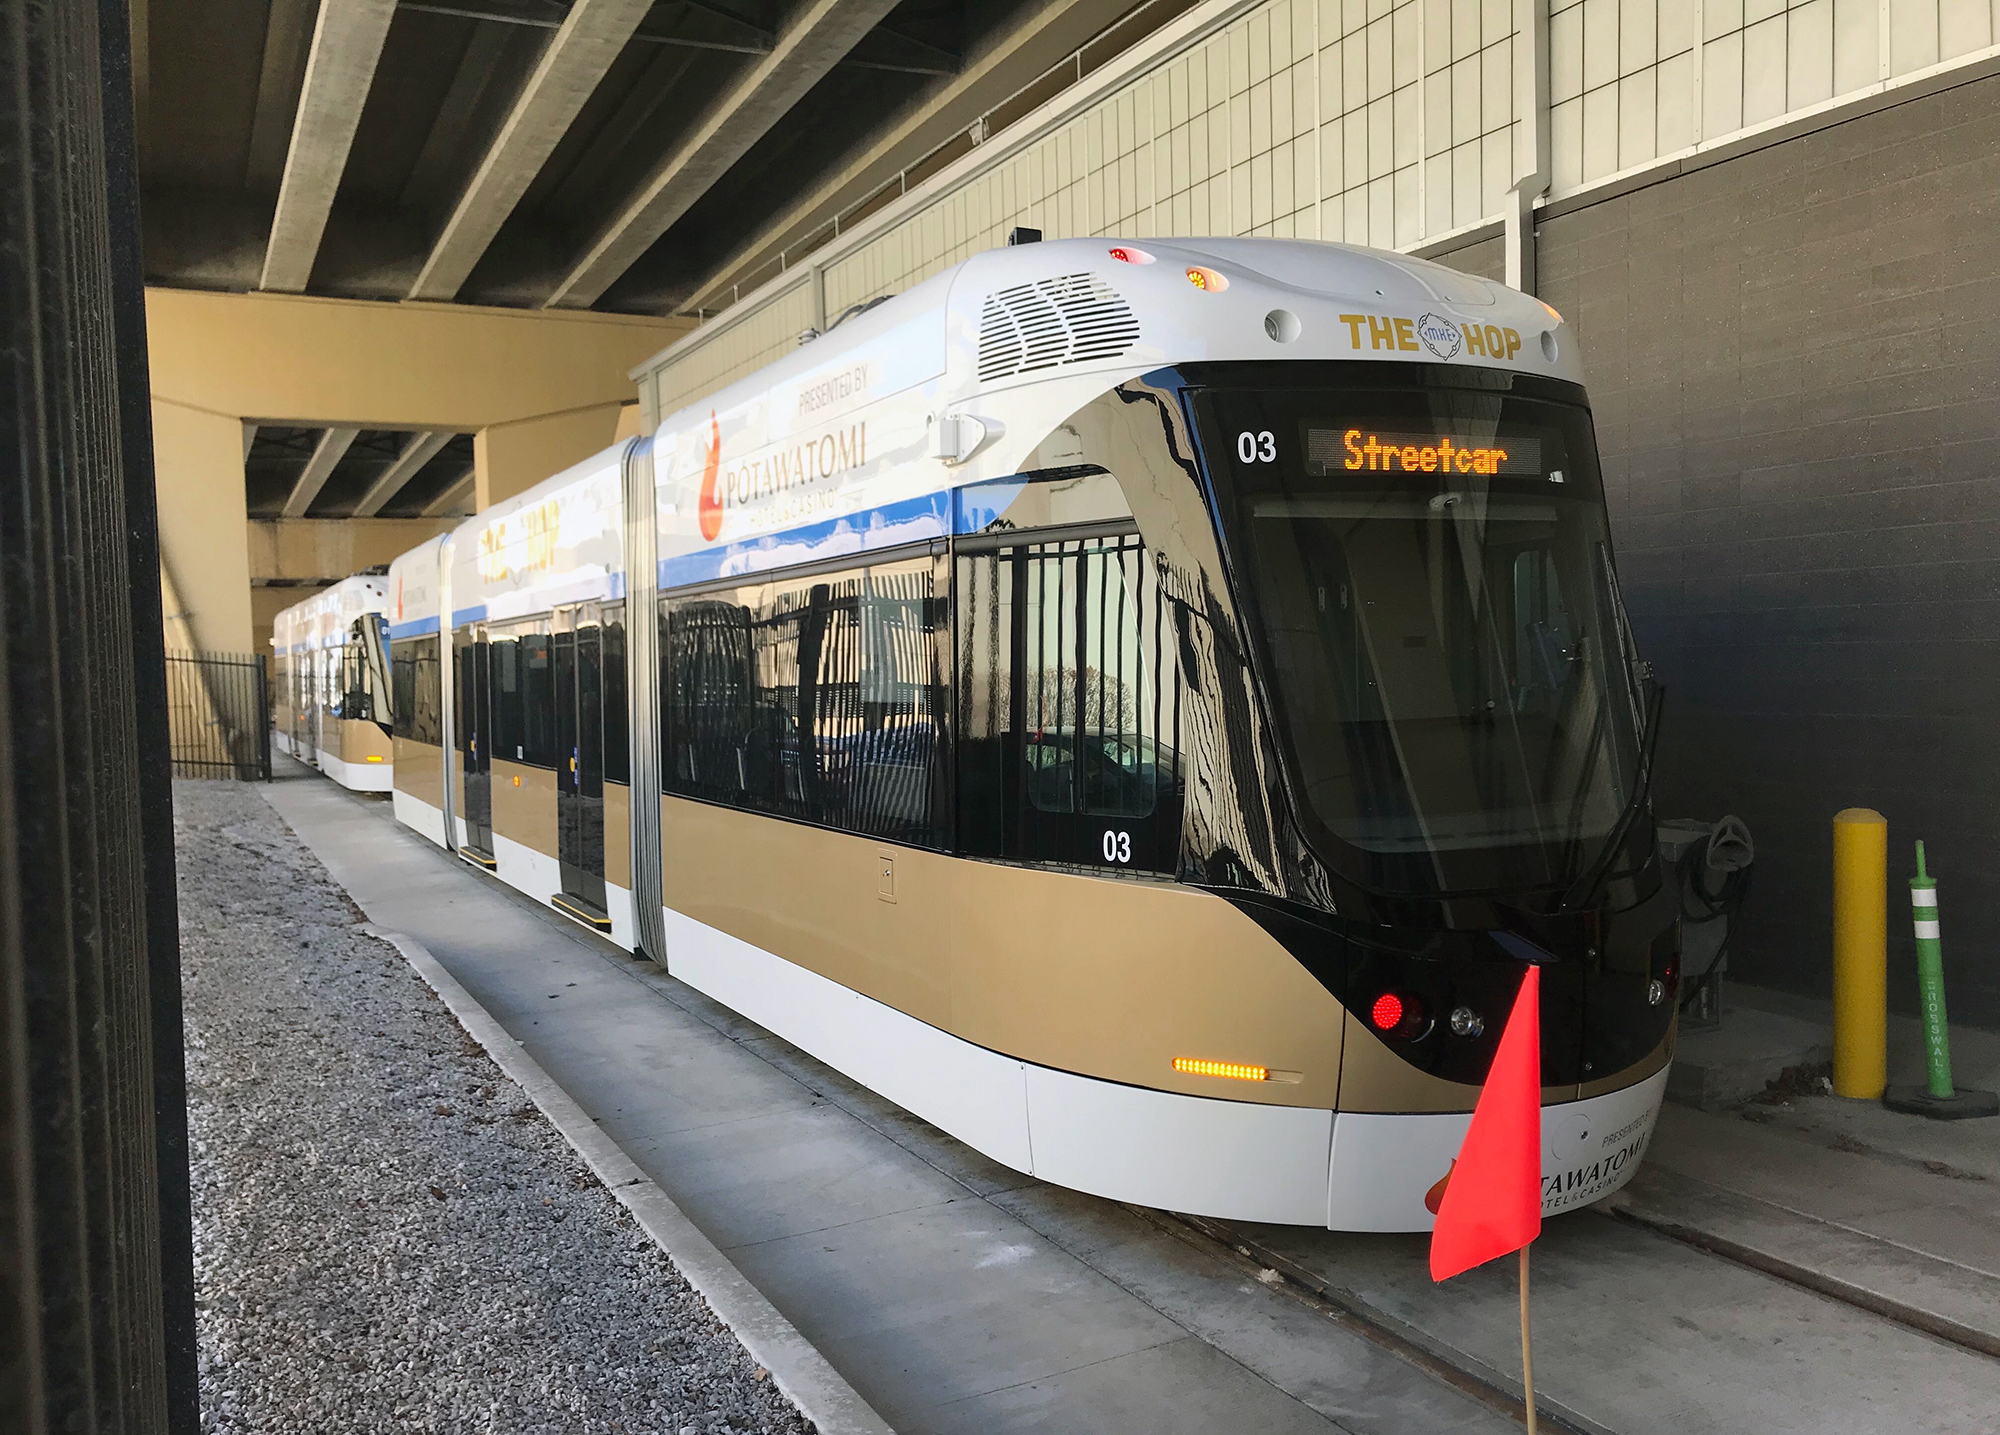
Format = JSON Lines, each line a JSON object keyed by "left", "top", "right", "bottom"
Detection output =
{"left": 176, "top": 780, "right": 817, "bottom": 1435}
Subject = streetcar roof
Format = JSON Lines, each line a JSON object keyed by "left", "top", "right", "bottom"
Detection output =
{"left": 270, "top": 574, "right": 389, "bottom": 653}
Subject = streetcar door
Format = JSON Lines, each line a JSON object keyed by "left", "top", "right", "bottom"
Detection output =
{"left": 290, "top": 651, "right": 306, "bottom": 760}
{"left": 554, "top": 602, "right": 609, "bottom": 920}
{"left": 305, "top": 646, "right": 323, "bottom": 764}
{"left": 458, "top": 623, "right": 494, "bottom": 857}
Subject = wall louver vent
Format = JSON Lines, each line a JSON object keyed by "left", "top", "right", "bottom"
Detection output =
{"left": 976, "top": 273, "right": 1140, "bottom": 382}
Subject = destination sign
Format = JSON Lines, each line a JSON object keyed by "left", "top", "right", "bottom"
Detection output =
{"left": 1306, "top": 427, "right": 1545, "bottom": 478}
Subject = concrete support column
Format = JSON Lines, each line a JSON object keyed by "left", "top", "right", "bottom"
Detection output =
{"left": 1507, "top": 0, "right": 1552, "bottom": 296}
{"left": 474, "top": 401, "right": 627, "bottom": 509}
{"left": 152, "top": 398, "right": 253, "bottom": 654}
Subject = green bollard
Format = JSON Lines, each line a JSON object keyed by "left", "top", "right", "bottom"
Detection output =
{"left": 1911, "top": 842, "right": 1953, "bottom": 1099}
{"left": 1884, "top": 842, "right": 1999, "bottom": 1120}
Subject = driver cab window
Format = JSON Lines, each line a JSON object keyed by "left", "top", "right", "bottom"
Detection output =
{"left": 1510, "top": 547, "right": 1579, "bottom": 718}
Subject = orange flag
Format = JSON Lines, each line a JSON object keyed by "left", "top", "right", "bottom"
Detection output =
{"left": 1430, "top": 965, "right": 1543, "bottom": 1281}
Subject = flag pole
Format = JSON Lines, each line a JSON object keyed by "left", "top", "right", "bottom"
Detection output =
{"left": 1519, "top": 1244, "right": 1538, "bottom": 1434}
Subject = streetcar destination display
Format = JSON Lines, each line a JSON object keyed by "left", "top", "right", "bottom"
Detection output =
{"left": 1306, "top": 426, "right": 1545, "bottom": 477}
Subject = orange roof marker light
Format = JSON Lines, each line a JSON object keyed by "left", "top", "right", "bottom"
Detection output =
{"left": 1185, "top": 265, "right": 1228, "bottom": 292}
{"left": 1174, "top": 1056, "right": 1268, "bottom": 1082}
{"left": 1108, "top": 245, "right": 1155, "bottom": 264}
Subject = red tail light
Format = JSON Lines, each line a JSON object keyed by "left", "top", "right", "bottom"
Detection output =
{"left": 1369, "top": 991, "right": 1428, "bottom": 1041}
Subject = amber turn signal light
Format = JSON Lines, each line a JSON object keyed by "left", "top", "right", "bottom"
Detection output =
{"left": 1173, "top": 1057, "right": 1268, "bottom": 1082}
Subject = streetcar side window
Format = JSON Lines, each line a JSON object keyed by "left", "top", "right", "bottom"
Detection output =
{"left": 659, "top": 556, "right": 949, "bottom": 848}
{"left": 391, "top": 639, "right": 416, "bottom": 734}
{"left": 603, "top": 608, "right": 629, "bottom": 786}
{"left": 415, "top": 637, "right": 441, "bottom": 747}
{"left": 339, "top": 629, "right": 365, "bottom": 720}
{"left": 452, "top": 636, "right": 473, "bottom": 754}
{"left": 519, "top": 630, "right": 556, "bottom": 768}
{"left": 356, "top": 615, "right": 391, "bottom": 726}
{"left": 391, "top": 635, "right": 442, "bottom": 746}
{"left": 956, "top": 532, "right": 1185, "bottom": 873}
{"left": 490, "top": 633, "right": 522, "bottom": 762}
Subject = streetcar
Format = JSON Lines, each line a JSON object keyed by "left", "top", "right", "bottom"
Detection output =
{"left": 385, "top": 238, "right": 1676, "bottom": 1230}
{"left": 271, "top": 573, "right": 394, "bottom": 791}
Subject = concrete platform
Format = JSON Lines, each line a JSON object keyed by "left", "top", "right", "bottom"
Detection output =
{"left": 1668, "top": 1004, "right": 1833, "bottom": 1110}
{"left": 256, "top": 761, "right": 2000, "bottom": 1434}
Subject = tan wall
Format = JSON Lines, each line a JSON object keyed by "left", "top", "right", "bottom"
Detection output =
{"left": 147, "top": 287, "right": 689, "bottom": 656}
{"left": 154, "top": 399, "right": 253, "bottom": 654}
{"left": 475, "top": 404, "right": 626, "bottom": 510}
{"left": 248, "top": 518, "right": 461, "bottom": 656}
{"left": 249, "top": 518, "right": 460, "bottom": 583}
{"left": 146, "top": 289, "right": 688, "bottom": 430}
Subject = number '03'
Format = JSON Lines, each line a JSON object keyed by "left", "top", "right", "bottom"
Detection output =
{"left": 1102, "top": 830, "right": 1132, "bottom": 864}
{"left": 1237, "top": 430, "right": 1276, "bottom": 463}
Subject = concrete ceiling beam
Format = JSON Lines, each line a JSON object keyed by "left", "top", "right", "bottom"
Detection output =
{"left": 244, "top": 0, "right": 319, "bottom": 190}
{"left": 282, "top": 425, "right": 361, "bottom": 519}
{"left": 671, "top": 0, "right": 1132, "bottom": 317}
{"left": 351, "top": 430, "right": 455, "bottom": 517}
{"left": 543, "top": 0, "right": 902, "bottom": 311}
{"left": 259, "top": 0, "right": 398, "bottom": 294}
{"left": 421, "top": 466, "right": 477, "bottom": 518}
{"left": 398, "top": 24, "right": 516, "bottom": 213}
{"left": 406, "top": 0, "right": 658, "bottom": 303}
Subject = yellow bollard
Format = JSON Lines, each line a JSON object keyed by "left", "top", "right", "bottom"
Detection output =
{"left": 1832, "top": 808, "right": 1888, "bottom": 1099}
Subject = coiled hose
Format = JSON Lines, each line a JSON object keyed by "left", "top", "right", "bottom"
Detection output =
{"left": 1677, "top": 814, "right": 1754, "bottom": 1014}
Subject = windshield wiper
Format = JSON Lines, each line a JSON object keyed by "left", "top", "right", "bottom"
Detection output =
{"left": 1556, "top": 679, "right": 1665, "bottom": 914}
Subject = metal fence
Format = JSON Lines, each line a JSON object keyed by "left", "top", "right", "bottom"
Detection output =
{"left": 2, "top": 0, "right": 200, "bottom": 1429}
{"left": 164, "top": 651, "right": 271, "bottom": 781}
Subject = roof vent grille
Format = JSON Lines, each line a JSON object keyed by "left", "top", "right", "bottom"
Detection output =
{"left": 976, "top": 272, "right": 1139, "bottom": 382}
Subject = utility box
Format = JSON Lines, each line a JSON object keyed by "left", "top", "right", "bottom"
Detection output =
{"left": 1658, "top": 817, "right": 1755, "bottom": 1029}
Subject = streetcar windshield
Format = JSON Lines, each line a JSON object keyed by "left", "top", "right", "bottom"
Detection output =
{"left": 1193, "top": 371, "right": 1644, "bottom": 897}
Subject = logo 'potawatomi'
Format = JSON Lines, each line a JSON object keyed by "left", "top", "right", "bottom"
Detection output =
{"left": 698, "top": 412, "right": 723, "bottom": 541}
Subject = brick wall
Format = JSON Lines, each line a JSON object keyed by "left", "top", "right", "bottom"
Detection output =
{"left": 1532, "top": 75, "right": 2000, "bottom": 1025}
